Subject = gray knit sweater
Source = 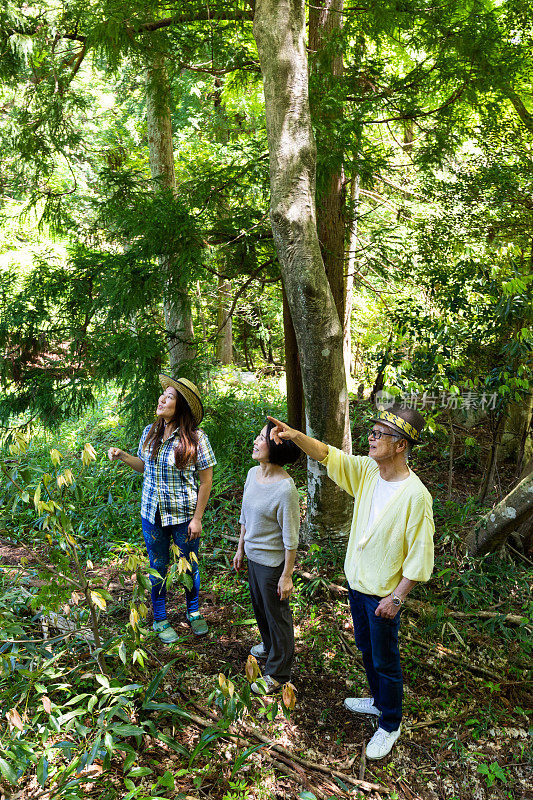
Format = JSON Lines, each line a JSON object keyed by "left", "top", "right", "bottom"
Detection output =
{"left": 239, "top": 466, "right": 300, "bottom": 567}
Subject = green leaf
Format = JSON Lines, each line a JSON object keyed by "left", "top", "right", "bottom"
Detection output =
{"left": 142, "top": 701, "right": 191, "bottom": 719}
{"left": 143, "top": 659, "right": 177, "bottom": 704}
{"left": 87, "top": 733, "right": 102, "bottom": 767}
{"left": 128, "top": 766, "right": 153, "bottom": 777}
{"left": 119, "top": 641, "right": 127, "bottom": 665}
{"left": 123, "top": 752, "right": 137, "bottom": 773}
{"left": 180, "top": 573, "right": 193, "bottom": 591}
{"left": 156, "top": 770, "right": 175, "bottom": 789}
{"left": 154, "top": 730, "right": 189, "bottom": 757}
{"left": 491, "top": 763, "right": 507, "bottom": 783}
{"left": 37, "top": 755, "right": 48, "bottom": 788}
{"left": 298, "top": 792, "right": 317, "bottom": 800}
{"left": 230, "top": 743, "right": 266, "bottom": 778}
{"left": 0, "top": 757, "right": 18, "bottom": 785}
{"left": 110, "top": 724, "right": 145, "bottom": 737}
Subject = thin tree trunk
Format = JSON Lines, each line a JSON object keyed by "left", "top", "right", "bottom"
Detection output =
{"left": 479, "top": 412, "right": 505, "bottom": 504}
{"left": 282, "top": 283, "right": 304, "bottom": 431}
{"left": 254, "top": 0, "right": 353, "bottom": 540}
{"left": 447, "top": 412, "right": 455, "bottom": 501}
{"left": 242, "top": 322, "right": 253, "bottom": 371}
{"left": 216, "top": 278, "right": 233, "bottom": 364}
{"left": 145, "top": 56, "right": 195, "bottom": 371}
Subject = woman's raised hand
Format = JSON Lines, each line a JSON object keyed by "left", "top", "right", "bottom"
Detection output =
{"left": 266, "top": 416, "right": 298, "bottom": 444}
{"left": 108, "top": 447, "right": 122, "bottom": 461}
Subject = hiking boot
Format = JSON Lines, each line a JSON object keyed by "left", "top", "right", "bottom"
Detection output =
{"left": 251, "top": 674, "right": 280, "bottom": 695}
{"left": 153, "top": 620, "right": 180, "bottom": 644}
{"left": 187, "top": 612, "right": 208, "bottom": 636}
{"left": 250, "top": 642, "right": 268, "bottom": 659}
{"left": 366, "top": 725, "right": 401, "bottom": 760}
{"left": 343, "top": 696, "right": 380, "bottom": 717}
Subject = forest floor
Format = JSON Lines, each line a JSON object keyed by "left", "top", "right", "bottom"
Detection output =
{"left": 2, "top": 529, "right": 531, "bottom": 800}
{"left": 1, "top": 392, "right": 531, "bottom": 800}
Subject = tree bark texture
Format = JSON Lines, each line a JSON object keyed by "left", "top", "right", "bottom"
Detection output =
{"left": 466, "top": 471, "right": 533, "bottom": 555}
{"left": 309, "top": 0, "right": 345, "bottom": 328}
{"left": 254, "top": 0, "right": 353, "bottom": 539}
{"left": 146, "top": 57, "right": 195, "bottom": 372}
{"left": 282, "top": 283, "right": 304, "bottom": 432}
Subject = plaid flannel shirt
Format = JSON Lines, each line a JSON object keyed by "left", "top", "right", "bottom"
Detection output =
{"left": 138, "top": 425, "right": 217, "bottom": 525}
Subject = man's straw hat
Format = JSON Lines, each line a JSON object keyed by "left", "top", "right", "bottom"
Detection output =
{"left": 370, "top": 407, "right": 425, "bottom": 443}
{"left": 159, "top": 374, "right": 204, "bottom": 425}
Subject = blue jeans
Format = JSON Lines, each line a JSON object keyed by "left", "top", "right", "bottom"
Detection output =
{"left": 141, "top": 508, "right": 200, "bottom": 622}
{"left": 348, "top": 587, "right": 403, "bottom": 732}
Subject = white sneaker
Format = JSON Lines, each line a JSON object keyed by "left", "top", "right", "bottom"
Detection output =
{"left": 251, "top": 674, "right": 280, "bottom": 695}
{"left": 343, "top": 696, "right": 380, "bottom": 717}
{"left": 250, "top": 642, "right": 268, "bottom": 659}
{"left": 366, "top": 725, "right": 401, "bottom": 760}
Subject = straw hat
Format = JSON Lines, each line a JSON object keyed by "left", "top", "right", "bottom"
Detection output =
{"left": 370, "top": 406, "right": 425, "bottom": 443}
{"left": 159, "top": 374, "right": 204, "bottom": 425}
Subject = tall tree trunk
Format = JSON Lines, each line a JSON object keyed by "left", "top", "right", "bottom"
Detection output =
{"left": 216, "top": 278, "right": 233, "bottom": 364}
{"left": 344, "top": 175, "right": 360, "bottom": 384}
{"left": 309, "top": 0, "right": 345, "bottom": 329}
{"left": 282, "top": 283, "right": 304, "bottom": 431}
{"left": 146, "top": 56, "right": 194, "bottom": 372}
{"left": 254, "top": 0, "right": 353, "bottom": 540}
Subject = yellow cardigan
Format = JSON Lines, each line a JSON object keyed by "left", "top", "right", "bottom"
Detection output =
{"left": 321, "top": 446, "right": 435, "bottom": 597}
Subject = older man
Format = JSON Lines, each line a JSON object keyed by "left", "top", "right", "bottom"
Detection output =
{"left": 268, "top": 406, "right": 434, "bottom": 760}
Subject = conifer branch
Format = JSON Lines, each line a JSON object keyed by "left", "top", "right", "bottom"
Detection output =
{"left": 363, "top": 73, "right": 471, "bottom": 124}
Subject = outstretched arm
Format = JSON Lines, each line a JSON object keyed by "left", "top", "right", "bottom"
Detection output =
{"left": 267, "top": 416, "right": 328, "bottom": 462}
{"left": 108, "top": 447, "right": 144, "bottom": 473}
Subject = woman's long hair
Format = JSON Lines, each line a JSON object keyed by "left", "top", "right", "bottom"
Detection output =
{"left": 143, "top": 394, "right": 199, "bottom": 470}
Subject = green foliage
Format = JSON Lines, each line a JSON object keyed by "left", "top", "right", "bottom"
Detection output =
{"left": 477, "top": 760, "right": 509, "bottom": 787}
{"left": 0, "top": 384, "right": 531, "bottom": 797}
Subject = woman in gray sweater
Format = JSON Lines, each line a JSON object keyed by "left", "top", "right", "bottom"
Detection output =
{"left": 233, "top": 420, "right": 300, "bottom": 694}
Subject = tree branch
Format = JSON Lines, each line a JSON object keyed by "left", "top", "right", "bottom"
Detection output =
{"left": 363, "top": 74, "right": 471, "bottom": 124}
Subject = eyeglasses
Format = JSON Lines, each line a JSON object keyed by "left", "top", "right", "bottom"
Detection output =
{"left": 368, "top": 429, "right": 401, "bottom": 440}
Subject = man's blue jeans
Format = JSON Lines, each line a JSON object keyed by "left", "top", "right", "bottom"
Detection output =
{"left": 348, "top": 587, "right": 403, "bottom": 732}
{"left": 141, "top": 508, "right": 200, "bottom": 622}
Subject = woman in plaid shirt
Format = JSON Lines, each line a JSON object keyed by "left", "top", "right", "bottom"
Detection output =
{"left": 108, "top": 375, "right": 216, "bottom": 642}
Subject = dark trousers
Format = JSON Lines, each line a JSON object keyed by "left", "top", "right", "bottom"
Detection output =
{"left": 247, "top": 559, "right": 294, "bottom": 684}
{"left": 348, "top": 587, "right": 403, "bottom": 732}
{"left": 141, "top": 508, "right": 200, "bottom": 621}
